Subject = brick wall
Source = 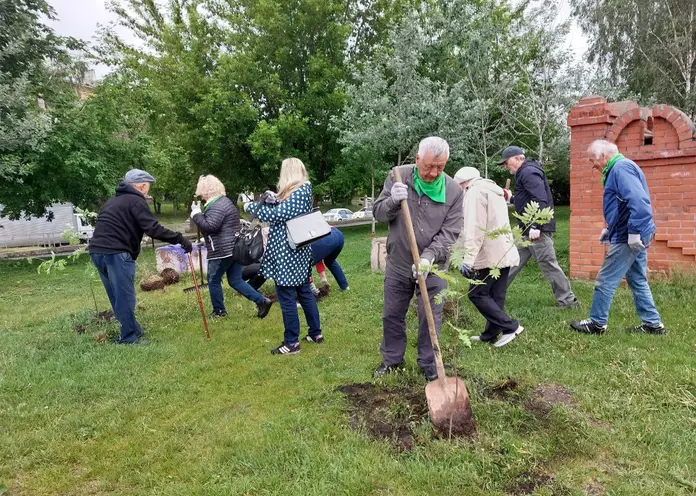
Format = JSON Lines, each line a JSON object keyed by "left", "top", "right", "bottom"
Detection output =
{"left": 567, "top": 96, "right": 696, "bottom": 279}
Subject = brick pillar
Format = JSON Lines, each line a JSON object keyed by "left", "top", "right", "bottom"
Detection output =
{"left": 567, "top": 96, "right": 620, "bottom": 279}
{"left": 567, "top": 96, "right": 696, "bottom": 278}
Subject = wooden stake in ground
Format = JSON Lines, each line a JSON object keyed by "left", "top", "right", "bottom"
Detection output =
{"left": 392, "top": 167, "right": 473, "bottom": 433}
{"left": 187, "top": 253, "right": 211, "bottom": 340}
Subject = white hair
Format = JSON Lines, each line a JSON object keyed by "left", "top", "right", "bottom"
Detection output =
{"left": 587, "top": 139, "right": 619, "bottom": 159}
{"left": 418, "top": 136, "right": 450, "bottom": 160}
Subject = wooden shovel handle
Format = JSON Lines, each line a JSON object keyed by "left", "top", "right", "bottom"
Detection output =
{"left": 392, "top": 167, "right": 447, "bottom": 385}
{"left": 505, "top": 178, "right": 511, "bottom": 190}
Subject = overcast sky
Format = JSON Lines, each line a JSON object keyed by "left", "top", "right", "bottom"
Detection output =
{"left": 47, "top": 0, "right": 588, "bottom": 79}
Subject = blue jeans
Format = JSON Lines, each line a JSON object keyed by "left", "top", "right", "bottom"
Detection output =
{"left": 207, "top": 256, "right": 266, "bottom": 313}
{"left": 589, "top": 243, "right": 662, "bottom": 326}
{"left": 90, "top": 252, "right": 142, "bottom": 343}
{"left": 275, "top": 283, "right": 322, "bottom": 345}
{"left": 312, "top": 236, "right": 348, "bottom": 290}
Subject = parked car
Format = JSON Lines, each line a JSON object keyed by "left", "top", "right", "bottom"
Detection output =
{"left": 353, "top": 207, "right": 373, "bottom": 219}
{"left": 323, "top": 208, "right": 353, "bottom": 222}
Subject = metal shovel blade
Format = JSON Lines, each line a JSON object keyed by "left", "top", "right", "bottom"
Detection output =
{"left": 425, "top": 377, "right": 474, "bottom": 433}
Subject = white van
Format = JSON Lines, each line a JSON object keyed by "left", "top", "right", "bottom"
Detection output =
{"left": 0, "top": 203, "right": 94, "bottom": 248}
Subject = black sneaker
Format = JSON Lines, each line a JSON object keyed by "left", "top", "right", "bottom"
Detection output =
{"left": 209, "top": 310, "right": 228, "bottom": 319}
{"left": 630, "top": 322, "right": 666, "bottom": 335}
{"left": 421, "top": 365, "right": 438, "bottom": 382}
{"left": 257, "top": 298, "right": 273, "bottom": 319}
{"left": 570, "top": 319, "right": 607, "bottom": 335}
{"left": 271, "top": 342, "right": 300, "bottom": 355}
{"left": 374, "top": 361, "right": 405, "bottom": 378}
{"left": 305, "top": 334, "right": 324, "bottom": 344}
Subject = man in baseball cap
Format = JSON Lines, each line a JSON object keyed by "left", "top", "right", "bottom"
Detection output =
{"left": 498, "top": 146, "right": 579, "bottom": 309}
{"left": 89, "top": 168, "right": 192, "bottom": 344}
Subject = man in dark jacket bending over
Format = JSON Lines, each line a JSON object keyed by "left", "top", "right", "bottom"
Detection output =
{"left": 89, "top": 169, "right": 192, "bottom": 344}
{"left": 373, "top": 137, "right": 463, "bottom": 381}
{"left": 500, "top": 146, "right": 579, "bottom": 308}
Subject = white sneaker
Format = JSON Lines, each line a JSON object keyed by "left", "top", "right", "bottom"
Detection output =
{"left": 470, "top": 335, "right": 482, "bottom": 343}
{"left": 494, "top": 326, "right": 524, "bottom": 348}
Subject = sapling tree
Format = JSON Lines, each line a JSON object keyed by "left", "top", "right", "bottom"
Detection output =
{"left": 30, "top": 208, "right": 101, "bottom": 316}
{"left": 433, "top": 201, "right": 555, "bottom": 350}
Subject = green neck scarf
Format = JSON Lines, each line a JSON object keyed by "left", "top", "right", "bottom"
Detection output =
{"left": 413, "top": 167, "right": 446, "bottom": 203}
{"left": 601, "top": 153, "right": 624, "bottom": 187}
{"left": 204, "top": 195, "right": 222, "bottom": 211}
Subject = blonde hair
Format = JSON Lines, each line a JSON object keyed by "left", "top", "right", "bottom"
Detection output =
{"left": 195, "top": 175, "right": 226, "bottom": 199}
{"left": 277, "top": 158, "right": 309, "bottom": 201}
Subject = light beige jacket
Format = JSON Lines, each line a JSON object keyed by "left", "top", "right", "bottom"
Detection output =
{"left": 456, "top": 178, "right": 520, "bottom": 270}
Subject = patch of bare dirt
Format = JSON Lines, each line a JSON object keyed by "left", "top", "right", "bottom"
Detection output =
{"left": 140, "top": 275, "right": 165, "bottom": 291}
{"left": 524, "top": 384, "right": 575, "bottom": 417}
{"left": 338, "top": 382, "right": 474, "bottom": 450}
{"left": 73, "top": 324, "right": 87, "bottom": 334}
{"left": 338, "top": 383, "right": 427, "bottom": 451}
{"left": 506, "top": 471, "right": 555, "bottom": 495}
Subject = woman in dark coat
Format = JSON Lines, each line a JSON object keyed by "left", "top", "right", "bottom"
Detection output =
{"left": 191, "top": 175, "right": 273, "bottom": 319}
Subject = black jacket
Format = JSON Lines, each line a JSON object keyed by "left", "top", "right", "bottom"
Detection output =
{"left": 89, "top": 182, "right": 186, "bottom": 260}
{"left": 191, "top": 196, "right": 240, "bottom": 260}
{"left": 512, "top": 159, "right": 556, "bottom": 233}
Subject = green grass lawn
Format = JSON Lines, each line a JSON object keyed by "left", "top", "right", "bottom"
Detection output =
{"left": 1, "top": 206, "right": 695, "bottom": 495}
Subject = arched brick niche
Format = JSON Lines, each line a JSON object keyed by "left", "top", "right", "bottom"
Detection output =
{"left": 567, "top": 96, "right": 696, "bottom": 279}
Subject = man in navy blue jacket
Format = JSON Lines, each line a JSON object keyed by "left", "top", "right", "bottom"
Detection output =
{"left": 500, "top": 146, "right": 579, "bottom": 308}
{"left": 570, "top": 140, "right": 665, "bottom": 335}
{"left": 89, "top": 169, "right": 192, "bottom": 344}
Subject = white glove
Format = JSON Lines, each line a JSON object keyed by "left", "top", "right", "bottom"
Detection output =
{"left": 628, "top": 233, "right": 645, "bottom": 251}
{"left": 243, "top": 202, "right": 253, "bottom": 213}
{"left": 391, "top": 182, "right": 408, "bottom": 203}
{"left": 412, "top": 257, "right": 432, "bottom": 279}
{"left": 503, "top": 189, "right": 513, "bottom": 204}
{"left": 599, "top": 228, "right": 609, "bottom": 244}
{"left": 528, "top": 228, "right": 541, "bottom": 241}
{"left": 190, "top": 201, "right": 202, "bottom": 218}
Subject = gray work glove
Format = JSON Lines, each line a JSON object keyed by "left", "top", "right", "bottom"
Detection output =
{"left": 390, "top": 182, "right": 408, "bottom": 203}
{"left": 412, "top": 258, "right": 431, "bottom": 279}
{"left": 628, "top": 234, "right": 645, "bottom": 251}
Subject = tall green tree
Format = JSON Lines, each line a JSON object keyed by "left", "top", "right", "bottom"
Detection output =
{"left": 573, "top": 0, "right": 696, "bottom": 118}
{"left": 0, "top": 0, "right": 85, "bottom": 218}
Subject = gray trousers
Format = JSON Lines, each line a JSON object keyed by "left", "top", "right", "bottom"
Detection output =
{"left": 507, "top": 232, "right": 576, "bottom": 305}
{"left": 381, "top": 271, "right": 446, "bottom": 368}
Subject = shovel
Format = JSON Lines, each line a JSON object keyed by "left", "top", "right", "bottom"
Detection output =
{"left": 392, "top": 167, "right": 473, "bottom": 433}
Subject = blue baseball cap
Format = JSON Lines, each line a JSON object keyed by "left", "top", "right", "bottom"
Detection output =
{"left": 497, "top": 146, "right": 525, "bottom": 165}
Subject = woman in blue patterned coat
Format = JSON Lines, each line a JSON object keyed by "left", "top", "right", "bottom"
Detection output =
{"left": 191, "top": 175, "right": 273, "bottom": 319}
{"left": 246, "top": 158, "right": 323, "bottom": 355}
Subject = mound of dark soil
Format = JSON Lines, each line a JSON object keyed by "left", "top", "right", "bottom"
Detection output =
{"left": 338, "top": 383, "right": 427, "bottom": 451}
{"left": 315, "top": 283, "right": 330, "bottom": 300}
{"left": 160, "top": 268, "right": 180, "bottom": 285}
{"left": 338, "top": 382, "right": 475, "bottom": 450}
{"left": 140, "top": 275, "right": 165, "bottom": 292}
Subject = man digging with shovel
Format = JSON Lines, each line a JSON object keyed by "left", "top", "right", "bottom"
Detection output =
{"left": 373, "top": 137, "right": 463, "bottom": 382}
